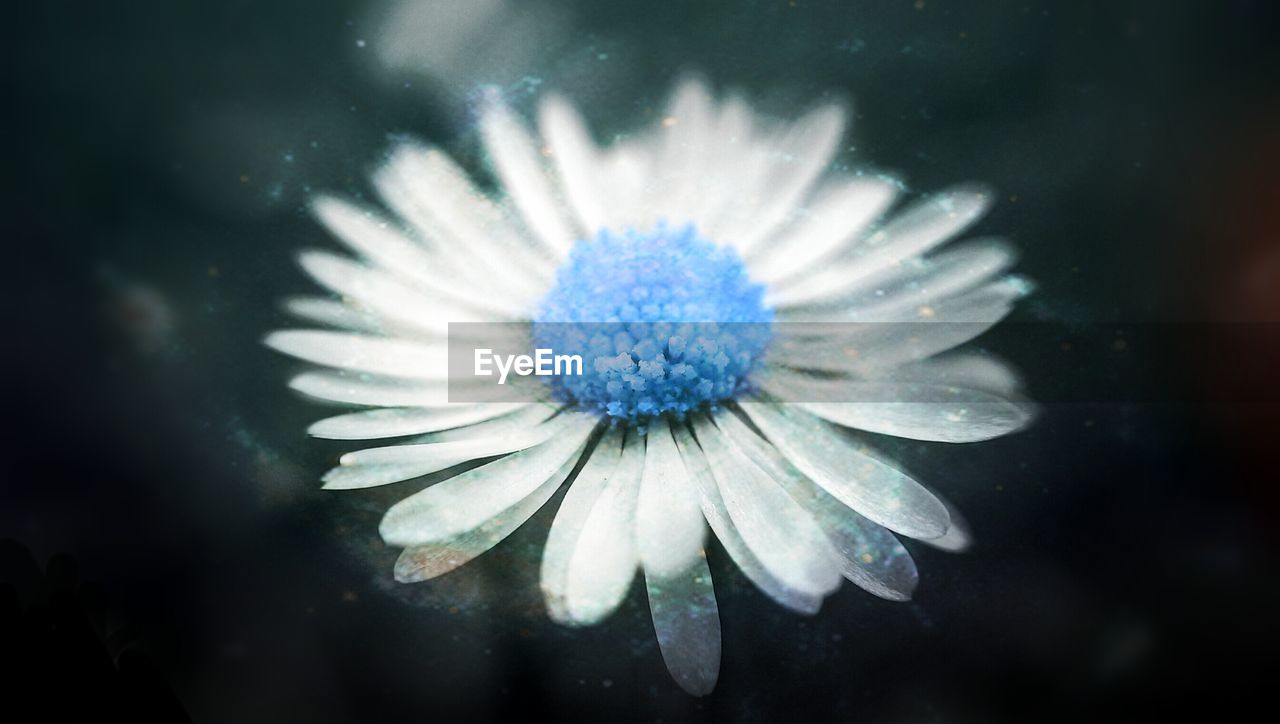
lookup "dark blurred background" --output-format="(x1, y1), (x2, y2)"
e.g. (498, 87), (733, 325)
(4, 0), (1279, 721)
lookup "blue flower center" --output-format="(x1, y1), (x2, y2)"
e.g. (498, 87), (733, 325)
(532, 224), (773, 422)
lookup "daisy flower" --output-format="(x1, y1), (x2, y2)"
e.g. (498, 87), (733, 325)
(266, 78), (1034, 695)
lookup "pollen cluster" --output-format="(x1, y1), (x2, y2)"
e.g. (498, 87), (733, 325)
(533, 224), (773, 421)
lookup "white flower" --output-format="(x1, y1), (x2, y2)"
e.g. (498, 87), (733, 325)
(266, 78), (1034, 695)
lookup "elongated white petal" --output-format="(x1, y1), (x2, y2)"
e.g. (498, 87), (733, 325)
(404, 403), (559, 443)
(596, 137), (660, 232)
(539, 93), (607, 232)
(283, 297), (384, 333)
(478, 90), (579, 257)
(563, 433), (644, 624)
(290, 370), (538, 410)
(372, 143), (553, 299)
(687, 95), (755, 232)
(298, 251), (495, 335)
(739, 403), (949, 540)
(307, 403), (530, 440)
(670, 422), (823, 614)
(324, 409), (570, 489)
(339, 419), (560, 467)
(940, 276), (1033, 319)
(767, 281), (1029, 374)
(888, 353), (1023, 397)
(541, 428), (625, 622)
(921, 493), (973, 552)
(700, 118), (796, 249)
(379, 413), (597, 546)
(728, 104), (848, 256)
(394, 452), (580, 582)
(714, 409), (918, 600)
(311, 196), (524, 317)
(797, 399), (1030, 443)
(760, 370), (1034, 443)
(650, 77), (715, 226)
(834, 240), (1015, 320)
(310, 195), (439, 278)
(747, 176), (897, 285)
(264, 330), (448, 381)
(636, 417), (707, 577)
(288, 371), (453, 407)
(766, 324), (988, 375)
(691, 415), (842, 598)
(647, 556), (720, 696)
(320, 462), (448, 491)
(768, 185), (993, 308)
(841, 183), (993, 270)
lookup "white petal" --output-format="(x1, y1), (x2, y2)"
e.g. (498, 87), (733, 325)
(320, 460), (457, 490)
(297, 251), (497, 335)
(776, 238), (1016, 321)
(307, 403), (531, 440)
(379, 412), (597, 546)
(404, 402), (560, 443)
(767, 185), (993, 308)
(649, 77), (716, 226)
(890, 353), (1023, 397)
(726, 103), (848, 256)
(264, 330), (448, 381)
(310, 196), (523, 317)
(760, 369), (1034, 443)
(831, 240), (1016, 320)
(371, 143), (553, 300)
(323, 408), (567, 490)
(938, 276), (1034, 320)
(394, 451), (580, 582)
(670, 422), (824, 614)
(797, 399), (1031, 443)
(311, 195), (436, 276)
(686, 95), (756, 232)
(636, 416), (707, 578)
(478, 89), (579, 257)
(338, 416), (562, 466)
(541, 428), (624, 622)
(539, 93), (607, 233)
(690, 415), (842, 599)
(739, 403), (950, 540)
(283, 297), (384, 333)
(766, 282), (1029, 374)
(289, 371), (534, 410)
(646, 556), (720, 696)
(747, 176), (898, 285)
(921, 494), (973, 552)
(288, 371), (453, 407)
(713, 409), (918, 601)
(563, 432), (644, 624)
(596, 137), (660, 231)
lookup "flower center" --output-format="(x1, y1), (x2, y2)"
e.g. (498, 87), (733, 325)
(533, 224), (773, 422)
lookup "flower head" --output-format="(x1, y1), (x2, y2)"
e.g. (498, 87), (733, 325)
(266, 78), (1034, 695)
(534, 223), (772, 421)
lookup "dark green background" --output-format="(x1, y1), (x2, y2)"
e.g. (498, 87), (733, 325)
(5, 1), (1278, 721)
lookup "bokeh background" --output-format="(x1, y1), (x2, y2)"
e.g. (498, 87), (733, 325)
(5, 0), (1279, 721)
